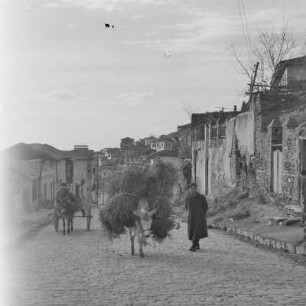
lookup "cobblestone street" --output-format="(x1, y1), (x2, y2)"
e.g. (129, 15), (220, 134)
(4, 207), (306, 306)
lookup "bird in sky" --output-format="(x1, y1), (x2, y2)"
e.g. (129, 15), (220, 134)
(164, 50), (174, 59)
(105, 23), (115, 29)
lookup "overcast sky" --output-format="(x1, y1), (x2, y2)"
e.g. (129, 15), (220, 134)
(0, 0), (305, 151)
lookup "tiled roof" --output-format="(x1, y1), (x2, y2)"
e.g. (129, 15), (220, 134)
(121, 137), (134, 142)
(178, 123), (190, 129)
(158, 131), (179, 141)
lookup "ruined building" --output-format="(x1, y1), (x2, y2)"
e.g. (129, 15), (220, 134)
(191, 56), (306, 213)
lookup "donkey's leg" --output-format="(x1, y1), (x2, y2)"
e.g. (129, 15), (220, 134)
(139, 244), (144, 257)
(68, 216), (73, 234)
(63, 216), (66, 235)
(138, 235), (145, 258)
(67, 217), (70, 234)
(71, 216), (73, 232)
(129, 229), (135, 256)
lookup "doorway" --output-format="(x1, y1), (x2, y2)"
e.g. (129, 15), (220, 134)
(300, 136), (306, 218)
(272, 147), (282, 194)
(205, 159), (209, 195)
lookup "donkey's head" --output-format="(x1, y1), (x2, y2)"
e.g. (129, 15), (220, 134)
(134, 199), (157, 238)
(134, 208), (157, 237)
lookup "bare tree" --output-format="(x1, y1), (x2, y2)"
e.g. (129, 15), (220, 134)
(230, 24), (304, 84)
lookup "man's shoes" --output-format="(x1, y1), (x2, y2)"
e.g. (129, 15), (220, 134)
(189, 246), (196, 252)
(196, 242), (200, 250)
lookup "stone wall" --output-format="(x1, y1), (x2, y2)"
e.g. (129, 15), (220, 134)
(253, 92), (306, 203)
(193, 140), (206, 194)
(282, 124), (299, 200)
(254, 94), (271, 196)
(209, 139), (228, 193)
(192, 110), (255, 196)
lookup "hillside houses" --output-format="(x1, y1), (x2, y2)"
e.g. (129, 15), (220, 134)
(105, 129), (190, 168)
(144, 136), (157, 149)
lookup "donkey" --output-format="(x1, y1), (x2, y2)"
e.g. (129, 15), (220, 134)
(56, 187), (78, 235)
(127, 197), (156, 257)
(61, 199), (77, 235)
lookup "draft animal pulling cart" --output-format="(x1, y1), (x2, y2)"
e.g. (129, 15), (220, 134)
(54, 184), (94, 233)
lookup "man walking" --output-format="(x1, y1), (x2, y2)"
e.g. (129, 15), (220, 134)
(185, 183), (208, 251)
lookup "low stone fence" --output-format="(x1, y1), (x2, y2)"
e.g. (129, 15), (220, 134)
(209, 222), (306, 255)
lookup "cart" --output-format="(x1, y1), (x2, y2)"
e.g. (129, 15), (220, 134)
(54, 186), (94, 232)
(53, 200), (93, 232)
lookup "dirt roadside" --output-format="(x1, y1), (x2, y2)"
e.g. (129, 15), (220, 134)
(173, 187), (305, 254)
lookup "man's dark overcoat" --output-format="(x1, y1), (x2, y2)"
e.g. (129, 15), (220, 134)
(185, 192), (208, 241)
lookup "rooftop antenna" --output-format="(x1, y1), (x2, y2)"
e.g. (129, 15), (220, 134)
(215, 107), (232, 112)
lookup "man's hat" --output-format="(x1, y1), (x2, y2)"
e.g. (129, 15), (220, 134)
(187, 183), (197, 189)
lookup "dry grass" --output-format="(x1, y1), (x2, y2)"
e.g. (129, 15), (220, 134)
(99, 162), (177, 242)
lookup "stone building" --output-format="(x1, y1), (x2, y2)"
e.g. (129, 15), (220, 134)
(191, 56), (306, 215)
(271, 56), (306, 91)
(120, 137), (135, 154)
(147, 149), (180, 169)
(191, 110), (239, 195)
(155, 137), (173, 152)
(251, 56), (306, 212)
(177, 123), (192, 161)
(144, 136), (157, 148)
(252, 91), (306, 207)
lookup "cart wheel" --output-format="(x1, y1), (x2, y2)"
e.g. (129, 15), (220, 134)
(87, 206), (91, 231)
(54, 214), (59, 232)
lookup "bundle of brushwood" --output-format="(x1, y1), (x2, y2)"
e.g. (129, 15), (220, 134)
(99, 162), (178, 242)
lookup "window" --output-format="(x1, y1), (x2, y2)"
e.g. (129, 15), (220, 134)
(66, 160), (73, 183)
(32, 179), (38, 201)
(220, 124), (226, 138)
(187, 134), (191, 146)
(272, 127), (283, 145)
(196, 125), (205, 141)
(44, 183), (47, 201)
(301, 139), (306, 173)
(211, 125), (217, 139)
(50, 182), (53, 199)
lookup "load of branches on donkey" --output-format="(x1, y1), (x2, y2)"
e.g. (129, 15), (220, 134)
(99, 162), (180, 257)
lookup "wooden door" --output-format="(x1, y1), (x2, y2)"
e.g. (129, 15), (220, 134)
(22, 185), (31, 212)
(205, 159), (208, 195)
(300, 139), (306, 218)
(273, 149), (282, 194)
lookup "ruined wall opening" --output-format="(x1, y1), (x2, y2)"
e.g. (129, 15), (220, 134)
(299, 128), (306, 220)
(271, 126), (283, 194)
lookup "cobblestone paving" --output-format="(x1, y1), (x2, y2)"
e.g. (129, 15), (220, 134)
(4, 208), (306, 306)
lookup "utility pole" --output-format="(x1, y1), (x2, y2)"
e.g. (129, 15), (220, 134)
(102, 169), (105, 206)
(95, 153), (99, 206)
(249, 62), (259, 102)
